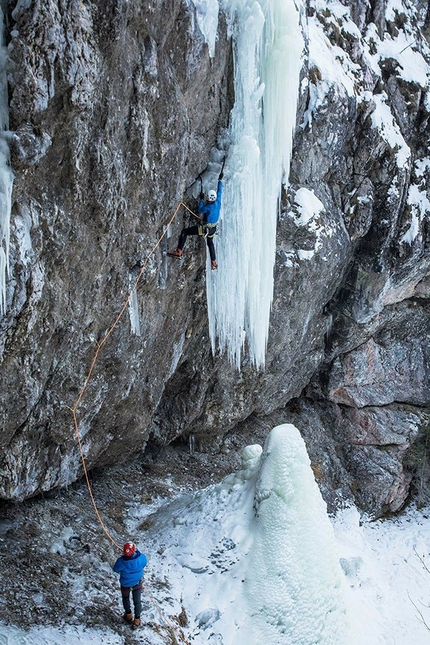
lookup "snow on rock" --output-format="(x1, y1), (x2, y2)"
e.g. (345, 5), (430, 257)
(291, 187), (329, 259)
(137, 424), (348, 644)
(305, 0), (428, 169)
(367, 92), (411, 167)
(367, 2), (430, 88)
(414, 157), (430, 177)
(307, 9), (360, 98)
(401, 183), (430, 245)
(302, 0), (363, 132)
(294, 187), (325, 227)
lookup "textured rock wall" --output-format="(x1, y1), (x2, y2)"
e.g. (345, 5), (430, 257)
(1, 0), (233, 497)
(282, 0), (430, 516)
(1, 0), (430, 517)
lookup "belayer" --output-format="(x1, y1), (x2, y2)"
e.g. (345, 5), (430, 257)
(168, 167), (224, 270)
(113, 541), (147, 630)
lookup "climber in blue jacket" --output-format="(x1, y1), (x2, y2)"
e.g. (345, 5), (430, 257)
(168, 171), (223, 270)
(113, 541), (147, 630)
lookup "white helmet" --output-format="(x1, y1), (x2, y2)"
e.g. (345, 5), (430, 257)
(207, 189), (217, 202)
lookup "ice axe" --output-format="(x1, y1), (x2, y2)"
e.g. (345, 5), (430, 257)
(219, 156), (226, 180)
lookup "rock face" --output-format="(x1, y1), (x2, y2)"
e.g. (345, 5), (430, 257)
(1, 0), (233, 497)
(1, 0), (430, 518)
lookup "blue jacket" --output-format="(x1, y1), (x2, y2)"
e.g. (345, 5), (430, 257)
(113, 550), (147, 588)
(198, 180), (222, 225)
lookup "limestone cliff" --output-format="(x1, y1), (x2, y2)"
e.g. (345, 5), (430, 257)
(1, 0), (429, 518)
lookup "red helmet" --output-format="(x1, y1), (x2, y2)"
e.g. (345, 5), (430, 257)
(123, 542), (136, 557)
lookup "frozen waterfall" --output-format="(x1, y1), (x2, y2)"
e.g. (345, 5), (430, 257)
(0, 6), (13, 317)
(202, 0), (304, 368)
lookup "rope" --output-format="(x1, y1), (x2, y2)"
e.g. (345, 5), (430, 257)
(71, 406), (122, 550)
(73, 200), (184, 412)
(70, 199), (193, 644)
(182, 201), (202, 220)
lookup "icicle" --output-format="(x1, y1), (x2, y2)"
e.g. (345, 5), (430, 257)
(207, 0), (304, 369)
(189, 434), (195, 455)
(128, 278), (141, 336)
(0, 6), (14, 318)
(190, 0), (220, 58)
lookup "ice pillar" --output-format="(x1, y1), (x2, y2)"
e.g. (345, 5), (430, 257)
(243, 424), (348, 643)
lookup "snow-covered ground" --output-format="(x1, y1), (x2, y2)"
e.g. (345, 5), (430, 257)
(333, 505), (430, 645)
(1, 425), (429, 645)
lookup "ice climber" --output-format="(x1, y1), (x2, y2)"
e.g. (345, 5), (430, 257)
(113, 541), (147, 630)
(168, 169), (223, 270)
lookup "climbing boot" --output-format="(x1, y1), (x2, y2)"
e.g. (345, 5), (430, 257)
(131, 618), (141, 630)
(211, 260), (218, 270)
(123, 612), (133, 624)
(168, 248), (183, 259)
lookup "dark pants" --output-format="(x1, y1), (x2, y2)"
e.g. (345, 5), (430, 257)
(121, 582), (142, 618)
(178, 225), (217, 262)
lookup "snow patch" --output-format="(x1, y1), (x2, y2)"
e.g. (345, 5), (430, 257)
(414, 157), (430, 177)
(297, 249), (315, 261)
(367, 92), (411, 167)
(308, 15), (359, 97)
(291, 187), (330, 259)
(0, 625), (124, 644)
(294, 187), (325, 227)
(401, 183), (430, 244)
(333, 504), (430, 644)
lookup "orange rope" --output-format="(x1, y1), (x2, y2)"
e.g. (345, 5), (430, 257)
(182, 202), (202, 220)
(71, 407), (122, 549)
(71, 200), (196, 643)
(73, 201), (184, 411)
(71, 201), (184, 546)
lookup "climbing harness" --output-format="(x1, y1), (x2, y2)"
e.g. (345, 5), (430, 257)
(70, 199), (193, 645)
(197, 221), (217, 239)
(206, 223), (217, 239)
